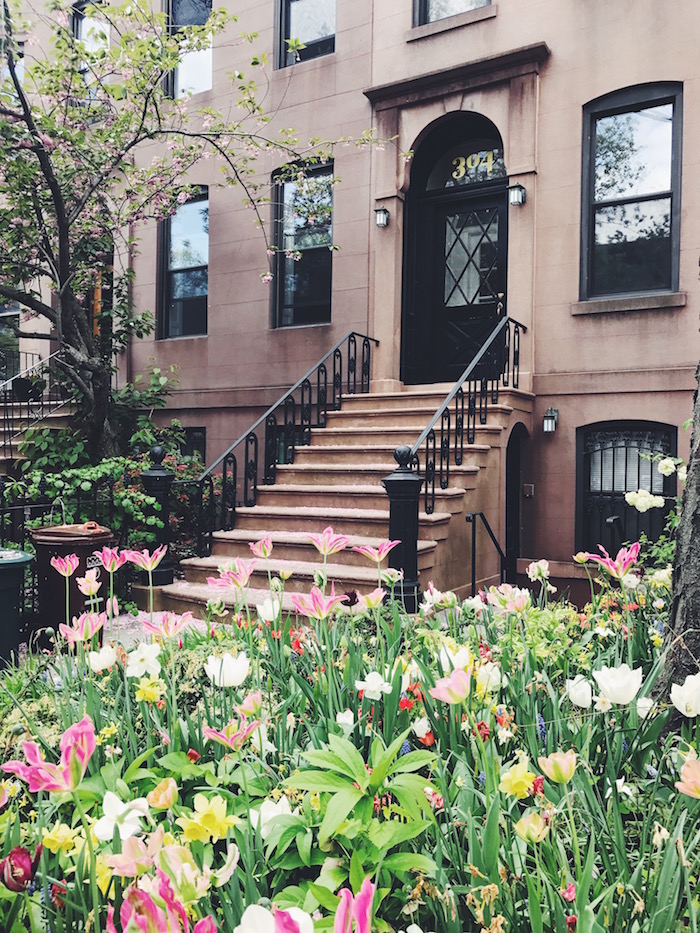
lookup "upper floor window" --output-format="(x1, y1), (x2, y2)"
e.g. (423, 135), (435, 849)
(581, 83), (682, 299)
(160, 191), (208, 338)
(416, 0), (490, 26)
(280, 0), (335, 68)
(168, 0), (212, 97)
(273, 165), (333, 327)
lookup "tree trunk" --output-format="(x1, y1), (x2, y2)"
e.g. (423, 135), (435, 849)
(665, 361), (700, 687)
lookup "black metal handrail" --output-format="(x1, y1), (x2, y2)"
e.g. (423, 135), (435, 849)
(405, 316), (527, 513)
(465, 511), (506, 596)
(0, 349), (69, 460)
(191, 331), (378, 540)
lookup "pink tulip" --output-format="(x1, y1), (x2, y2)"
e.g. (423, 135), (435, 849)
(429, 668), (471, 704)
(3, 715), (96, 793)
(334, 876), (375, 933)
(50, 553), (79, 577)
(156, 869), (190, 932)
(107, 887), (169, 933)
(123, 545), (168, 572)
(357, 587), (386, 611)
(276, 911), (304, 933)
(307, 526), (350, 557)
(193, 919), (218, 933)
(576, 542), (641, 581)
(675, 759), (700, 799)
(142, 611), (193, 640)
(203, 718), (260, 752)
(250, 535), (273, 559)
(76, 568), (102, 596)
(104, 830), (161, 877)
(0, 784), (8, 810)
(59, 611), (106, 645)
(236, 690), (263, 718)
(352, 539), (400, 564)
(207, 557), (257, 590)
(93, 546), (128, 573)
(291, 585), (348, 620)
(0, 844), (41, 892)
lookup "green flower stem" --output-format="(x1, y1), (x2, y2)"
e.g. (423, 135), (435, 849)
(73, 791), (101, 933)
(147, 567), (154, 626)
(564, 784), (582, 879)
(65, 575), (70, 630)
(462, 701), (492, 800)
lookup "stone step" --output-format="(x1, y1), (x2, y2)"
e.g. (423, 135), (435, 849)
(180, 554), (401, 594)
(291, 442), (493, 468)
(254, 482), (467, 513)
(231, 504), (452, 540)
(325, 402), (514, 430)
(160, 582), (300, 617)
(208, 528), (438, 567)
(273, 461), (479, 487)
(309, 423), (504, 448)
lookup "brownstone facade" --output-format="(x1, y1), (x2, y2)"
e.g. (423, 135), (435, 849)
(128, 0), (700, 588)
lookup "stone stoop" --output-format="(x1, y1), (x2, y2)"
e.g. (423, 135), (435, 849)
(0, 403), (74, 475)
(160, 386), (533, 614)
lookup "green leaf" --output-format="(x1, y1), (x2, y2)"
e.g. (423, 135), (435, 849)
(328, 734), (371, 790)
(301, 749), (363, 783)
(318, 786), (364, 845)
(526, 874), (543, 933)
(383, 853), (437, 876)
(369, 727), (411, 791)
(284, 771), (355, 793)
(482, 796), (500, 880)
(123, 747), (157, 784)
(308, 882), (341, 911)
(389, 750), (436, 775)
(296, 830), (312, 867)
(349, 849), (365, 893)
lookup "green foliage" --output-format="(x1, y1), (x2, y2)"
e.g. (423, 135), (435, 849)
(18, 424), (90, 472)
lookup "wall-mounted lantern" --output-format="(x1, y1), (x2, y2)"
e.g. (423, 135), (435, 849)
(374, 206), (390, 228)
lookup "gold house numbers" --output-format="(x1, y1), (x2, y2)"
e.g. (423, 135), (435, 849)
(452, 149), (498, 181)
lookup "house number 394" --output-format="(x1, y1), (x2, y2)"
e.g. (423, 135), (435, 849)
(452, 150), (495, 179)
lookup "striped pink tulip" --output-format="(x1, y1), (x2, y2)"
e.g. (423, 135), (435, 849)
(291, 585), (347, 620)
(203, 718), (260, 751)
(307, 526), (350, 557)
(352, 540), (400, 564)
(3, 715), (96, 793)
(93, 546), (128, 573)
(50, 553), (79, 577)
(59, 611), (106, 644)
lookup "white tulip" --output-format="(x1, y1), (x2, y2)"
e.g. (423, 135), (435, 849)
(592, 663), (643, 705)
(256, 598), (281, 624)
(204, 652), (250, 687)
(355, 671), (392, 700)
(670, 672), (700, 717)
(637, 696), (655, 719)
(234, 905), (314, 933)
(476, 661), (501, 694)
(412, 716), (431, 739)
(336, 709), (354, 734)
(565, 674), (593, 709)
(88, 644), (117, 673)
(250, 795), (292, 840)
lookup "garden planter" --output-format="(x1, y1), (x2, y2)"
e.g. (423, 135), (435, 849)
(30, 522), (113, 634)
(0, 548), (33, 665)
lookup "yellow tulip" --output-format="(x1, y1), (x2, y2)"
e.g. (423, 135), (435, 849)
(538, 750), (577, 784)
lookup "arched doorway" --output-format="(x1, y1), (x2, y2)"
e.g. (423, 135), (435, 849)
(402, 112), (509, 385)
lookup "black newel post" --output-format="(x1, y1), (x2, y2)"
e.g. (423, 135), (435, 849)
(141, 446), (175, 586)
(382, 445), (423, 613)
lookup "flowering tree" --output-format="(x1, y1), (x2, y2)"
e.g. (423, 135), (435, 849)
(0, 0), (352, 460)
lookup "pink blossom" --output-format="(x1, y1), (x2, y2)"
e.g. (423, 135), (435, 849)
(76, 568), (101, 597)
(207, 558), (257, 590)
(307, 526), (350, 557)
(352, 540), (400, 564)
(0, 844), (42, 892)
(575, 542), (641, 581)
(429, 668), (471, 704)
(291, 585), (348, 620)
(334, 876), (375, 933)
(50, 553), (80, 577)
(561, 882), (576, 902)
(3, 715), (96, 793)
(142, 611), (193, 640)
(250, 535), (273, 559)
(203, 717), (260, 751)
(123, 545), (168, 572)
(59, 611), (106, 644)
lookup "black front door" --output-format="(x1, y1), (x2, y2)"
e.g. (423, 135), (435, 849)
(403, 186), (508, 384)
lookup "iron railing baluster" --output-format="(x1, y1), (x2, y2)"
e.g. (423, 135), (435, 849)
(424, 429), (436, 514)
(263, 414), (278, 484)
(439, 408), (450, 490)
(317, 364), (328, 427)
(301, 378), (312, 445)
(454, 388), (464, 465)
(243, 433), (258, 507)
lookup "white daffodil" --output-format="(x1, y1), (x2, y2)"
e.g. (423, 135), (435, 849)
(336, 709), (354, 735)
(94, 791), (149, 841)
(204, 652), (250, 688)
(355, 670), (392, 700)
(125, 642), (161, 678)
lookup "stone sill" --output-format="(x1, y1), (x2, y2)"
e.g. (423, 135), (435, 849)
(406, 3), (497, 42)
(571, 292), (687, 316)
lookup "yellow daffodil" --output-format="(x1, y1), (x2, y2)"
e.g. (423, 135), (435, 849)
(499, 756), (537, 799)
(42, 822), (78, 855)
(94, 853), (114, 897)
(135, 677), (167, 703)
(175, 793), (239, 843)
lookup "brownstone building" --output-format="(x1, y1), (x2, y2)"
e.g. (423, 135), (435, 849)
(127, 0), (700, 604)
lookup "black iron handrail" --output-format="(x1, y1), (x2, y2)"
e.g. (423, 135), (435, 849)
(405, 316), (527, 513)
(0, 349), (69, 460)
(465, 511), (506, 596)
(190, 331), (378, 541)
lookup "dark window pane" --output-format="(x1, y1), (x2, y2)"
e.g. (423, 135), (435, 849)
(423, 0), (489, 23)
(170, 267), (207, 300)
(594, 105), (672, 201)
(282, 174), (333, 249)
(169, 200), (209, 270)
(167, 296), (207, 337)
(427, 139), (506, 190)
(181, 427), (206, 461)
(172, 0), (211, 28)
(592, 198), (671, 295)
(288, 0), (335, 46)
(279, 247), (331, 326)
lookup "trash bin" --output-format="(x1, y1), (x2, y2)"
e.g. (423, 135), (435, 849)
(30, 522), (114, 633)
(0, 549), (33, 666)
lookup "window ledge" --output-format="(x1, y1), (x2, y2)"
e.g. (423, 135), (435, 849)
(406, 3), (497, 42)
(571, 292), (686, 316)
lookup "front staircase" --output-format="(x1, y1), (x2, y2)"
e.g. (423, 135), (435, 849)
(159, 384), (533, 615)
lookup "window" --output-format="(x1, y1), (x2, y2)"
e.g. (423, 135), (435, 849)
(0, 302), (20, 382)
(168, 0), (212, 97)
(181, 427), (206, 462)
(160, 191), (208, 338)
(280, 0), (335, 68)
(581, 84), (682, 299)
(416, 0), (490, 26)
(273, 166), (333, 327)
(576, 421), (677, 554)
